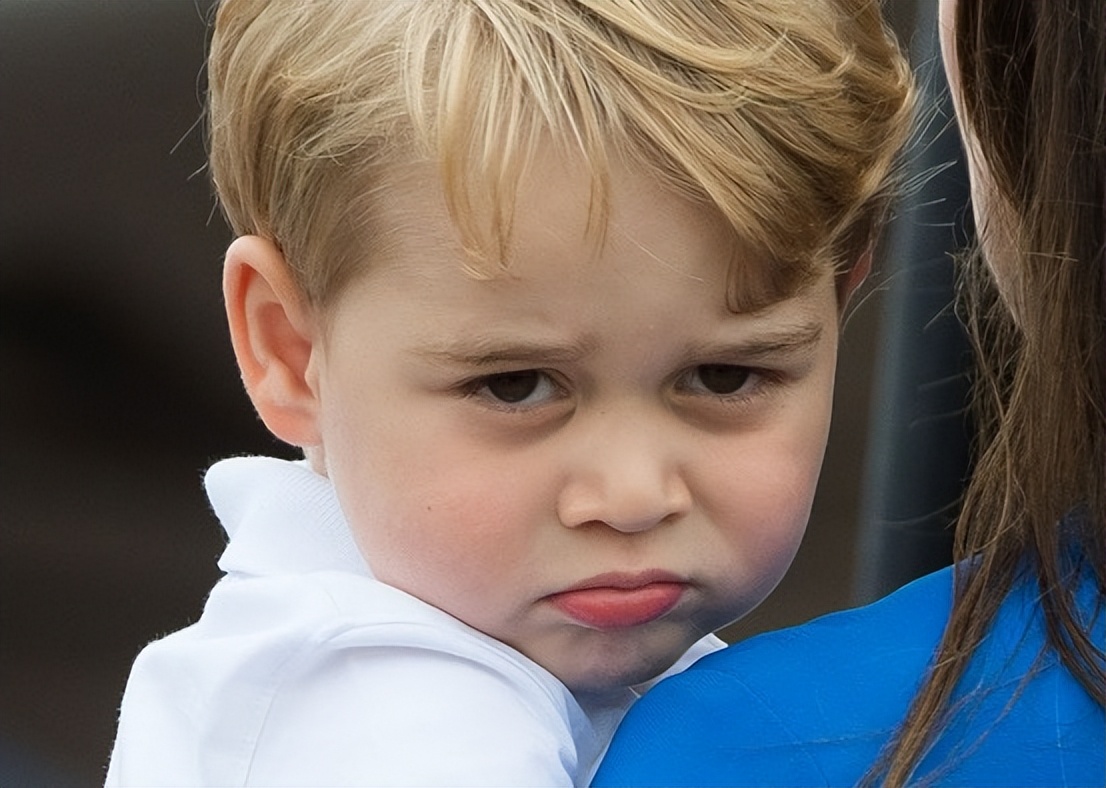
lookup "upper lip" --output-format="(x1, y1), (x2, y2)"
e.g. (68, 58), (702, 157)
(554, 570), (686, 594)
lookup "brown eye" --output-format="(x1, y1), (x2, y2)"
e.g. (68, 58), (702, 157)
(695, 364), (750, 395)
(483, 371), (542, 403)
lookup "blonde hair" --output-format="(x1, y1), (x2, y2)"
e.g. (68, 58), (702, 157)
(207, 0), (914, 311)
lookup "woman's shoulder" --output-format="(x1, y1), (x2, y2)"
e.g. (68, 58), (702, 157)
(595, 562), (1105, 788)
(710, 564), (953, 678)
(670, 564), (955, 717)
(592, 567), (955, 787)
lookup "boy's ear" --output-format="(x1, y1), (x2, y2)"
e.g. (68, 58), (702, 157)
(223, 235), (322, 448)
(835, 246), (872, 312)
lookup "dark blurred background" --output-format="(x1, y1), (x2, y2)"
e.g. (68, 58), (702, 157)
(1, 1), (970, 784)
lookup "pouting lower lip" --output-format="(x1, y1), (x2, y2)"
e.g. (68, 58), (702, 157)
(547, 581), (685, 629)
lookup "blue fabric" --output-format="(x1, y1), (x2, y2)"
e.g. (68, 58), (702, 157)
(593, 563), (1104, 787)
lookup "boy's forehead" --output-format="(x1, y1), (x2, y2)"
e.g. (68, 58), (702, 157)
(360, 153), (809, 313)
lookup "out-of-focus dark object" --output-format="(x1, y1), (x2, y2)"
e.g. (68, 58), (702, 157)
(0, 1), (288, 783)
(853, 1), (974, 604)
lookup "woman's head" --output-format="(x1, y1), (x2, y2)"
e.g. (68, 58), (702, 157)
(938, 0), (1105, 332)
(937, 0), (1104, 557)
(873, 4), (1105, 784)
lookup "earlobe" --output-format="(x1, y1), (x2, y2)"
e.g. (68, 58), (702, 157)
(836, 247), (873, 312)
(223, 235), (323, 448)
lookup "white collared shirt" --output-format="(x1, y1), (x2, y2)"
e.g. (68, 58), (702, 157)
(105, 456), (722, 787)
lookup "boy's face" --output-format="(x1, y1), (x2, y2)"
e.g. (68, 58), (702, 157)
(309, 154), (842, 693)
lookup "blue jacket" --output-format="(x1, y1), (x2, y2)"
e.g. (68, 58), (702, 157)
(594, 561), (1104, 787)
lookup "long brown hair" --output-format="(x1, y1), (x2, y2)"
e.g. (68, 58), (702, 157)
(868, 0), (1106, 783)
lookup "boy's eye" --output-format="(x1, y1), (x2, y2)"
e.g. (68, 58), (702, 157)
(477, 370), (558, 405)
(688, 364), (752, 395)
(484, 371), (540, 402)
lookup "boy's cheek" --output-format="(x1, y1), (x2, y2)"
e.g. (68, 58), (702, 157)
(702, 424), (828, 560)
(342, 462), (552, 586)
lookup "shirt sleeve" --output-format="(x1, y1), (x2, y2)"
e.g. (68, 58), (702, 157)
(245, 644), (579, 787)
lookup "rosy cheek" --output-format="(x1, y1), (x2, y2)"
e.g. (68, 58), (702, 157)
(704, 442), (819, 548)
(380, 472), (540, 570)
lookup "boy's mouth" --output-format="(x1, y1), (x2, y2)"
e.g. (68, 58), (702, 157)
(546, 572), (685, 629)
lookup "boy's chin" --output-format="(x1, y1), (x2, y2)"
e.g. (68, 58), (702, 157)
(544, 640), (688, 696)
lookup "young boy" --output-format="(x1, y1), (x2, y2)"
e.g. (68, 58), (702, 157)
(106, 0), (914, 785)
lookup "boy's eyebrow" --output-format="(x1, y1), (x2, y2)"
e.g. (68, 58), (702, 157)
(413, 321), (824, 367)
(686, 321), (825, 360)
(412, 336), (600, 367)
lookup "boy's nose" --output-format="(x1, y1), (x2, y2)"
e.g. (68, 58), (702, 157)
(555, 423), (692, 533)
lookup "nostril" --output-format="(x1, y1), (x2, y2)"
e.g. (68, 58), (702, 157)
(556, 482), (690, 533)
(555, 435), (691, 531)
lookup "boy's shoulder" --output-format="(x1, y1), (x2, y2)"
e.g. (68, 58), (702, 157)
(111, 563), (586, 786)
(110, 455), (591, 786)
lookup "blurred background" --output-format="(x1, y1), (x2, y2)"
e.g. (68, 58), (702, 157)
(1, 1), (971, 784)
